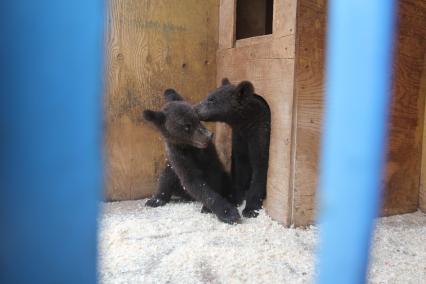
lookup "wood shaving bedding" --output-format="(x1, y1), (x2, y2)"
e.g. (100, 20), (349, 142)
(99, 200), (426, 284)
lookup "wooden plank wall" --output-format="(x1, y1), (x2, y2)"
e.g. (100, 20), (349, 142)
(104, 0), (219, 200)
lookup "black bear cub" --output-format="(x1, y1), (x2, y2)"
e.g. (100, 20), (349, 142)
(143, 89), (241, 224)
(194, 78), (271, 218)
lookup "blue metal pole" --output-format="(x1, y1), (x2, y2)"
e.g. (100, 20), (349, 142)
(317, 1), (396, 284)
(0, 1), (104, 284)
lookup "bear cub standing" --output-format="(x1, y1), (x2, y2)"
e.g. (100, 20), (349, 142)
(143, 89), (241, 224)
(194, 79), (271, 218)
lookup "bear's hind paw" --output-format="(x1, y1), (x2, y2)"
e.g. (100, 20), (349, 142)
(145, 197), (167, 207)
(217, 206), (241, 224)
(201, 206), (213, 214)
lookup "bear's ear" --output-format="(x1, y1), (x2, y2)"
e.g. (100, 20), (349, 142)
(143, 110), (166, 125)
(164, 89), (184, 102)
(235, 81), (254, 97)
(221, 78), (231, 86)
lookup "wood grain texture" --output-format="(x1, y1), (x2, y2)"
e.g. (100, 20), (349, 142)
(216, 0), (297, 225)
(104, 0), (219, 200)
(382, 0), (426, 215)
(291, 0), (326, 226)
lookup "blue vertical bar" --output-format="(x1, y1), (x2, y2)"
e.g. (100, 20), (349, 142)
(317, 1), (396, 284)
(0, 1), (104, 284)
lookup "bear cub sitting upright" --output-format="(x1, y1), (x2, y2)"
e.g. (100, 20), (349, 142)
(143, 89), (241, 224)
(194, 79), (271, 218)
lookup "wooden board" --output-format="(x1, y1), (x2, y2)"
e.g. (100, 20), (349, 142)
(273, 0), (298, 38)
(291, 0), (326, 226)
(218, 0), (236, 49)
(216, 0), (298, 226)
(417, 44), (426, 213)
(104, 0), (219, 200)
(382, 0), (426, 215)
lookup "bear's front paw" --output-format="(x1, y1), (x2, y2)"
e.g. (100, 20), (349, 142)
(227, 193), (244, 206)
(201, 206), (212, 214)
(145, 197), (167, 207)
(242, 208), (259, 218)
(217, 205), (241, 224)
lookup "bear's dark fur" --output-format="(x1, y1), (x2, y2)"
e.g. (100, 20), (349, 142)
(194, 78), (271, 218)
(143, 89), (241, 224)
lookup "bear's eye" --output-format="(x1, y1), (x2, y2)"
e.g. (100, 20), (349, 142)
(207, 97), (215, 103)
(184, 124), (191, 133)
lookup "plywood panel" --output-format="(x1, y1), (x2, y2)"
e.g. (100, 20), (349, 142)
(382, 0), (426, 215)
(105, 0), (219, 200)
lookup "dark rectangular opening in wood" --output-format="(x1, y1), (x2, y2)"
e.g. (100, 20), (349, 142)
(236, 0), (273, 40)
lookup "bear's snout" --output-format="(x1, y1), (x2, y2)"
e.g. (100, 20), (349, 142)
(192, 127), (212, 149)
(193, 104), (206, 119)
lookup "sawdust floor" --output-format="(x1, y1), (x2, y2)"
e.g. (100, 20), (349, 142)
(99, 200), (426, 284)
